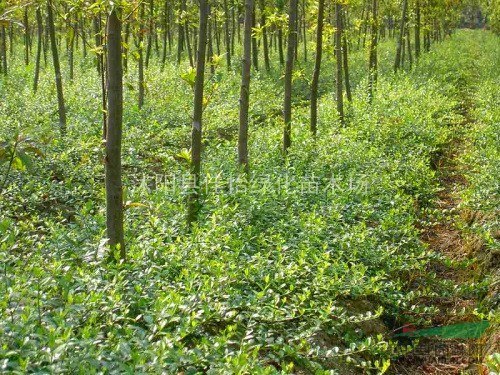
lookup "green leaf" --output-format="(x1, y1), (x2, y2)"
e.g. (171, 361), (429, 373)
(12, 156), (25, 171)
(180, 67), (196, 89)
(16, 150), (33, 170)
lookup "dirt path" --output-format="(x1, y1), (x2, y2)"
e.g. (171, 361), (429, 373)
(391, 68), (491, 374)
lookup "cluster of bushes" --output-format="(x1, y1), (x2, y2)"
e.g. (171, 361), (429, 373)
(0, 31), (497, 373)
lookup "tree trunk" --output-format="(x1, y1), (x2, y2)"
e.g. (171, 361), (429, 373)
(361, 6), (369, 49)
(335, 1), (344, 126)
(8, 24), (13, 57)
(81, 17), (87, 58)
(278, 28), (284, 65)
(357, 1), (366, 50)
(283, 0), (298, 152)
(231, 4), (236, 55)
(214, 12), (221, 55)
(68, 17), (75, 81)
(260, 0), (270, 71)
(251, 7), (259, 70)
(302, 0), (307, 62)
(177, 0), (186, 64)
(162, 0), (169, 65)
(342, 11), (352, 103)
(123, 21), (130, 72)
(415, 0), (421, 59)
(223, 0), (231, 69)
(105, 9), (125, 260)
(33, 7), (43, 92)
(43, 21), (49, 67)
(145, 0), (154, 69)
(394, 0), (408, 72)
(187, 0), (209, 225)
(93, 13), (102, 75)
(96, 13), (107, 138)
(239, 0), (253, 171)
(24, 8), (30, 66)
(294, 1), (299, 61)
(207, 21), (215, 74)
(185, 24), (194, 67)
(310, 0), (324, 135)
(47, 0), (67, 133)
(1, 26), (8, 75)
(368, 0), (378, 102)
(406, 25), (412, 69)
(138, 3), (145, 109)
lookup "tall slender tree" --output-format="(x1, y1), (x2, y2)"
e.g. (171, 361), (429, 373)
(24, 8), (29, 66)
(239, 0), (254, 171)
(137, 2), (145, 109)
(283, 0), (298, 152)
(342, 11), (352, 103)
(33, 7), (43, 92)
(335, 1), (344, 125)
(187, 0), (209, 225)
(368, 0), (378, 102)
(0, 25), (6, 75)
(260, 0), (270, 71)
(105, 8), (125, 260)
(415, 0), (421, 59)
(251, 7), (259, 70)
(310, 0), (324, 135)
(145, 0), (154, 68)
(47, 0), (66, 133)
(223, 0), (232, 69)
(394, 0), (408, 72)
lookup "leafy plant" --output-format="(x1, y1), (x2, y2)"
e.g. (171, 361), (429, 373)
(0, 133), (43, 194)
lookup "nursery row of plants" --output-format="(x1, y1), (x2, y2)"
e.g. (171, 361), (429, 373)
(0, 0), (498, 372)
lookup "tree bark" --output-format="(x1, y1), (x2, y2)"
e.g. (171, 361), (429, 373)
(185, 24), (194, 67)
(80, 17), (87, 58)
(162, 0), (169, 65)
(214, 12), (221, 55)
(68, 16), (75, 81)
(251, 7), (259, 70)
(231, 4), (236, 55)
(177, 0), (186, 64)
(260, 0), (270, 71)
(394, 0), (408, 72)
(138, 3), (145, 109)
(278, 28), (284, 65)
(302, 0), (307, 62)
(145, 0), (154, 68)
(123, 21), (130, 72)
(342, 11), (351, 103)
(310, 0), (324, 135)
(406, 24), (412, 69)
(239, 0), (254, 171)
(207, 20), (215, 74)
(1, 26), (8, 75)
(415, 0), (421, 59)
(368, 0), (378, 102)
(33, 7), (43, 92)
(93, 12), (102, 75)
(47, 0), (67, 133)
(24, 8), (30, 66)
(187, 0), (209, 225)
(223, 0), (232, 69)
(105, 9), (125, 260)
(283, 0), (298, 152)
(335, 1), (344, 125)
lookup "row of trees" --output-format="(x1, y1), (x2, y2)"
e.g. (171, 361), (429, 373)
(0, 0), (475, 259)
